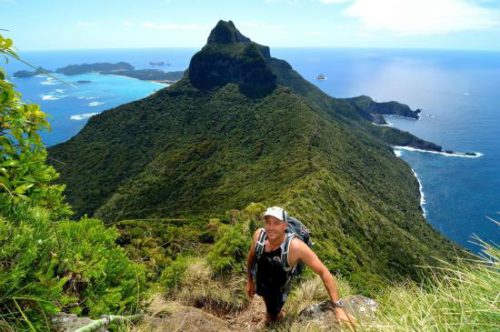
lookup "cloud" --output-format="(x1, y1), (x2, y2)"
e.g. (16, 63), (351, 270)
(344, 0), (500, 35)
(141, 22), (208, 31)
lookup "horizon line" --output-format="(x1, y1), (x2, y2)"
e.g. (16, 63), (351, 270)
(16, 45), (500, 53)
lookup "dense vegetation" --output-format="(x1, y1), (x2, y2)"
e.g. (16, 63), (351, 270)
(0, 34), (146, 331)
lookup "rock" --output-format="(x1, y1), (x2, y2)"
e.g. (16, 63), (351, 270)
(297, 295), (378, 330)
(188, 20), (276, 98)
(132, 295), (231, 332)
(51, 312), (107, 332)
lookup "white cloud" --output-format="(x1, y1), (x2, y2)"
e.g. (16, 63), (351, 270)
(70, 112), (98, 121)
(344, 0), (500, 35)
(141, 22), (208, 31)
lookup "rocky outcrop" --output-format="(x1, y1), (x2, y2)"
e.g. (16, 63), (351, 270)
(347, 95), (421, 124)
(297, 296), (378, 331)
(188, 20), (276, 97)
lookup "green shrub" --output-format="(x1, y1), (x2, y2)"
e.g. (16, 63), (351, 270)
(0, 205), (146, 330)
(0, 36), (146, 330)
(0, 34), (71, 219)
(207, 222), (250, 274)
(159, 255), (191, 293)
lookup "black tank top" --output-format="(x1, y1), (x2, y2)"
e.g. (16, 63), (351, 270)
(255, 245), (290, 295)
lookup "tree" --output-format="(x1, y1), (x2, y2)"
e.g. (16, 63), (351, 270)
(0, 33), (71, 217)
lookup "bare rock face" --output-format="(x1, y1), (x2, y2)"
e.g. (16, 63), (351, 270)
(188, 20), (277, 98)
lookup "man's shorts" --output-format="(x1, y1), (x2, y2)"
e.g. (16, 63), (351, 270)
(261, 288), (288, 318)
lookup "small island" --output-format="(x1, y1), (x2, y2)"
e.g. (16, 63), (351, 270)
(14, 61), (185, 84)
(13, 66), (52, 78)
(55, 62), (134, 75)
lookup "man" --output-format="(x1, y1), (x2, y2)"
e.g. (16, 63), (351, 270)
(246, 206), (355, 326)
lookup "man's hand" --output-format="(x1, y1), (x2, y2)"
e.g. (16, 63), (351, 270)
(246, 278), (255, 299)
(334, 307), (357, 330)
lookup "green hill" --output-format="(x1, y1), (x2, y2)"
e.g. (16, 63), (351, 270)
(48, 20), (461, 290)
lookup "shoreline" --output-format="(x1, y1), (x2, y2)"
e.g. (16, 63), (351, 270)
(411, 168), (427, 218)
(393, 145), (483, 158)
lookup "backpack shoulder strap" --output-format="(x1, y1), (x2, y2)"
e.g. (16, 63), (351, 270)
(254, 228), (267, 261)
(280, 233), (295, 272)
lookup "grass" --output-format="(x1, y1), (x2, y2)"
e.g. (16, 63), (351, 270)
(161, 257), (248, 315)
(363, 238), (499, 331)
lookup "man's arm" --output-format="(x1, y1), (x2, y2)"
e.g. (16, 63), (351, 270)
(246, 228), (263, 298)
(292, 239), (340, 302)
(291, 239), (356, 327)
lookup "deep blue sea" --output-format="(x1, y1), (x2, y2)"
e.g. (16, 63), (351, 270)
(4, 47), (499, 253)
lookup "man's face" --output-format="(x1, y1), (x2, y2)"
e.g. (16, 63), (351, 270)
(264, 216), (287, 241)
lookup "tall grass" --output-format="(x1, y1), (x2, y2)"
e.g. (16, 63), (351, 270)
(364, 237), (499, 331)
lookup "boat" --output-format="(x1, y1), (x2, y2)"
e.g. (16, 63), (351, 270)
(149, 61), (170, 67)
(316, 74), (327, 80)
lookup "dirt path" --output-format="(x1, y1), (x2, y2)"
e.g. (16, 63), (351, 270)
(227, 296), (267, 331)
(133, 294), (269, 332)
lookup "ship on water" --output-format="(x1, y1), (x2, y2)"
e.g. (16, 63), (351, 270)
(317, 73), (327, 80)
(149, 60), (171, 67)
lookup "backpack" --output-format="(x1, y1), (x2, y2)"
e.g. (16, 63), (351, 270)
(254, 213), (312, 277)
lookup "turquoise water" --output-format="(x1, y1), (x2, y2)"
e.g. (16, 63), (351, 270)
(4, 48), (195, 146)
(4, 48), (499, 252)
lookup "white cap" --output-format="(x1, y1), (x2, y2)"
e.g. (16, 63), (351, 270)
(263, 206), (286, 221)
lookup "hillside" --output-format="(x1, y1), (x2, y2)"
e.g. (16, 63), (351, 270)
(48, 20), (461, 290)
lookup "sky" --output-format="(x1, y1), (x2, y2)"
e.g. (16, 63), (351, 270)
(1, 0), (500, 51)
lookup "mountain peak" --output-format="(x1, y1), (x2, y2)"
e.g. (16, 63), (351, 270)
(207, 20), (251, 44)
(187, 20), (276, 98)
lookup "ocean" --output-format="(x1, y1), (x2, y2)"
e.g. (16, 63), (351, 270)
(3, 47), (499, 253)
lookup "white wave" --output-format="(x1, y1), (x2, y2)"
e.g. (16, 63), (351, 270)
(40, 81), (58, 85)
(55, 89), (64, 94)
(392, 147), (427, 217)
(372, 122), (391, 127)
(411, 168), (427, 217)
(70, 112), (98, 121)
(88, 101), (104, 107)
(40, 77), (59, 85)
(41, 94), (60, 101)
(393, 146), (483, 158)
(77, 96), (97, 100)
